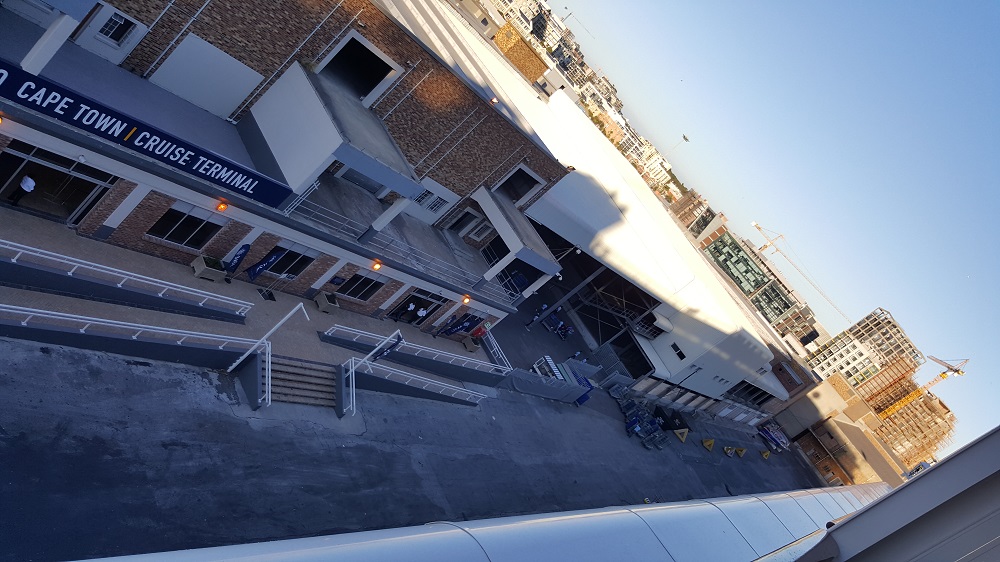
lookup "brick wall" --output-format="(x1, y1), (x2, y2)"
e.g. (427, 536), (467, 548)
(115, 0), (356, 115)
(75, 179), (137, 237)
(228, 231), (280, 282)
(200, 219), (252, 260)
(492, 22), (548, 82)
(110, 0), (568, 198)
(319, 262), (403, 317)
(104, 191), (197, 264)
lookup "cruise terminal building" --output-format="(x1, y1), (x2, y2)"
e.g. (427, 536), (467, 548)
(0, 0), (802, 424)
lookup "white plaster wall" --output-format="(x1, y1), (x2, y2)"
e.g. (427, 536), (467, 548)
(150, 35), (262, 118)
(249, 63), (343, 193)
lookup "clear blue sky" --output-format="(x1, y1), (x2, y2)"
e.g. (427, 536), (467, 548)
(557, 1), (999, 457)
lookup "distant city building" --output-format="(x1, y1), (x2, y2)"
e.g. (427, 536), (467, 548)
(807, 308), (957, 466)
(807, 308), (923, 386)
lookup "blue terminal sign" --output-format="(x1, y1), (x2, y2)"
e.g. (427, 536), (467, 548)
(0, 58), (292, 208)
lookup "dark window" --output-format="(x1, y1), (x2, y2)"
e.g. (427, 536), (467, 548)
(98, 12), (136, 44)
(268, 250), (314, 278)
(337, 272), (387, 301)
(452, 312), (486, 333)
(671, 342), (686, 360)
(147, 205), (225, 250)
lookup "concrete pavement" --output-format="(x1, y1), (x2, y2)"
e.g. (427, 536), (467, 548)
(0, 209), (823, 561)
(1, 337), (821, 561)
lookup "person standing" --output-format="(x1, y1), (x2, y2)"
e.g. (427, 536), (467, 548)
(7, 175), (34, 206)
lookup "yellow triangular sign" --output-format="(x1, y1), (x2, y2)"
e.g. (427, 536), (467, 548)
(724, 446), (736, 457)
(735, 447), (747, 458)
(673, 428), (689, 443)
(702, 438), (715, 452)
(761, 450), (771, 460)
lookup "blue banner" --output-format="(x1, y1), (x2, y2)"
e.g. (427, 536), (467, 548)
(0, 58), (292, 208)
(244, 248), (287, 281)
(225, 244), (251, 273)
(371, 334), (403, 363)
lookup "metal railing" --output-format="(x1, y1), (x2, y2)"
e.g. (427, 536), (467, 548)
(479, 329), (512, 370)
(344, 355), (487, 404)
(325, 324), (511, 375)
(0, 303), (272, 403)
(0, 239), (255, 316)
(290, 201), (516, 304)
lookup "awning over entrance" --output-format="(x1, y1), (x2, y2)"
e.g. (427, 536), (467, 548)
(470, 187), (560, 275)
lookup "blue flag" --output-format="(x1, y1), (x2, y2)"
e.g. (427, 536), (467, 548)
(225, 244), (251, 273)
(244, 248), (287, 281)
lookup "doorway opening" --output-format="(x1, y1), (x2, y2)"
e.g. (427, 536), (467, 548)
(494, 167), (541, 203)
(0, 140), (116, 225)
(388, 289), (450, 326)
(323, 37), (394, 101)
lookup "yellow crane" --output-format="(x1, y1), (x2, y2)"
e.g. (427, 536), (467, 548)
(878, 356), (968, 419)
(750, 221), (851, 323)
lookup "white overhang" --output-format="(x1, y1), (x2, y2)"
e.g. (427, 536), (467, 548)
(470, 187), (560, 275)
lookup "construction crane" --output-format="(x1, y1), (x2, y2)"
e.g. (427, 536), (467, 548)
(750, 221), (851, 323)
(878, 357), (968, 419)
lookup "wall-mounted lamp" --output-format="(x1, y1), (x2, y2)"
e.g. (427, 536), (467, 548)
(372, 259), (382, 271)
(462, 294), (471, 304)
(77, 155), (87, 163)
(215, 202), (229, 212)
(490, 97), (499, 105)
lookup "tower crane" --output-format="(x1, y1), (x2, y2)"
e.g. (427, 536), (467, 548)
(750, 221), (851, 323)
(878, 357), (968, 419)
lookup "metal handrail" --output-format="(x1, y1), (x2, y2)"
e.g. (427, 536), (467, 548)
(480, 329), (512, 370)
(342, 357), (361, 416)
(0, 239), (254, 316)
(290, 201), (516, 303)
(347, 356), (487, 404)
(325, 324), (511, 375)
(0, 303), (274, 406)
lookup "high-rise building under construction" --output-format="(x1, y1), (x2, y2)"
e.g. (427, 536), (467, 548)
(807, 308), (956, 466)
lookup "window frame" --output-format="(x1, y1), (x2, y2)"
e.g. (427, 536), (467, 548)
(146, 202), (226, 250)
(266, 241), (319, 278)
(96, 10), (137, 46)
(336, 271), (389, 301)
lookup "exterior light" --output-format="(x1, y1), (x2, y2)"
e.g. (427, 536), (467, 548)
(490, 97), (499, 105)
(216, 202), (229, 212)
(462, 294), (471, 304)
(372, 259), (382, 271)
(0, 115), (4, 125)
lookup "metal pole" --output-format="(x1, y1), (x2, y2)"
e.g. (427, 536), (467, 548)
(528, 266), (605, 328)
(227, 302), (310, 372)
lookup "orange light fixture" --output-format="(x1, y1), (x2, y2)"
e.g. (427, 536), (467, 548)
(462, 294), (471, 304)
(372, 259), (382, 271)
(215, 202), (229, 212)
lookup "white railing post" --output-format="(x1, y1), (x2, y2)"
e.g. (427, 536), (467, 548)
(226, 302), (310, 373)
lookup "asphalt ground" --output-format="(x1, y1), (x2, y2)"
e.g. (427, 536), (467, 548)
(0, 337), (822, 561)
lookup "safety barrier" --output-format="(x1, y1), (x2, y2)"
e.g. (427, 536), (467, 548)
(0, 239), (254, 316)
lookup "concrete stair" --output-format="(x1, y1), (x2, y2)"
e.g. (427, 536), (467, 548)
(269, 356), (338, 408)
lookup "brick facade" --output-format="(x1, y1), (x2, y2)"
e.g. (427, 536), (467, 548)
(324, 262), (403, 317)
(75, 179), (137, 237)
(493, 22), (548, 82)
(200, 219), (252, 261)
(104, 191), (195, 264)
(111, 0), (568, 196)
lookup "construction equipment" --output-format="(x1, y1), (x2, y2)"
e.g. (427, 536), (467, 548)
(878, 357), (968, 419)
(750, 221), (851, 323)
